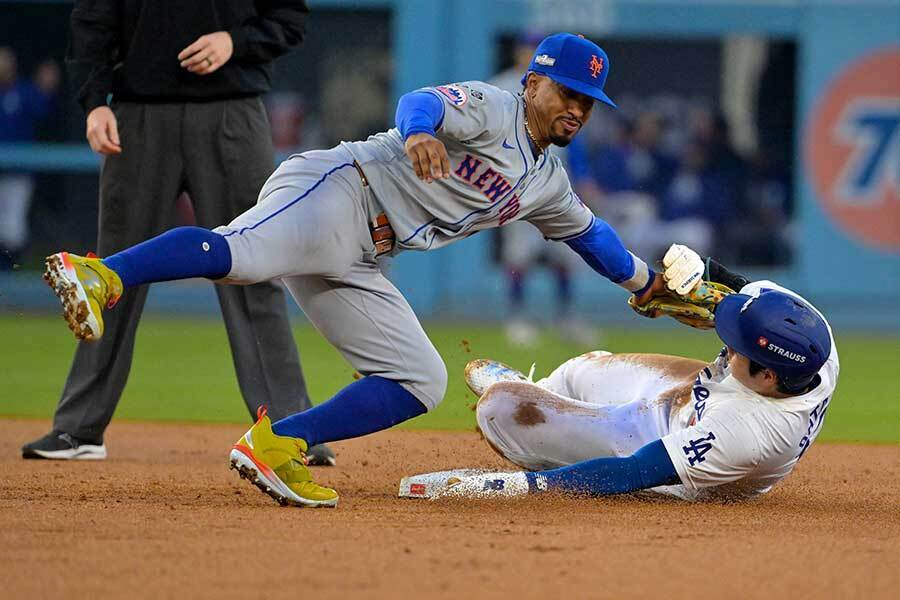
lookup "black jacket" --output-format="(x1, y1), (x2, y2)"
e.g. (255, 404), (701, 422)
(67, 0), (308, 113)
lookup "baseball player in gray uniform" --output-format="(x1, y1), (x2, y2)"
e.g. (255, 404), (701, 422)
(43, 33), (667, 507)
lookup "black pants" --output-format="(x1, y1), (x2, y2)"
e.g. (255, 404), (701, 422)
(53, 97), (312, 441)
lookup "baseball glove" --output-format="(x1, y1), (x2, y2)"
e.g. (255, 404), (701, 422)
(628, 280), (735, 329)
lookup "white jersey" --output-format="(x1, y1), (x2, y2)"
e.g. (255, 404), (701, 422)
(507, 280), (839, 501)
(660, 280), (839, 501)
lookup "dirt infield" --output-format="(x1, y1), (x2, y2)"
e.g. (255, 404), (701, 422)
(2, 419), (898, 599)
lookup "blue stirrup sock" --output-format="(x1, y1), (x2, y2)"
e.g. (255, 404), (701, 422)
(524, 439), (680, 496)
(102, 226), (232, 288)
(271, 376), (428, 446)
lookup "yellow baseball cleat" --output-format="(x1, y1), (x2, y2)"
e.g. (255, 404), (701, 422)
(230, 407), (339, 508)
(43, 252), (123, 341)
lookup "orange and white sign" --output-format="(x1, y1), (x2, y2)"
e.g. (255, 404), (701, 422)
(805, 48), (900, 251)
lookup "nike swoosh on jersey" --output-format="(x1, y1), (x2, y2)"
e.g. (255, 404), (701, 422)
(502, 139), (515, 149)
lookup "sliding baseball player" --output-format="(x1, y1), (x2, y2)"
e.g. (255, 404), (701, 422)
(435, 246), (838, 501)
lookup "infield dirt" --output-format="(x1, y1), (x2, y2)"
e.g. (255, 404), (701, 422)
(2, 419), (898, 599)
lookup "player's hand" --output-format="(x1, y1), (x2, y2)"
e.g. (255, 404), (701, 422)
(662, 244), (705, 295)
(405, 133), (451, 183)
(86, 106), (121, 155)
(178, 31), (233, 75)
(632, 272), (666, 306)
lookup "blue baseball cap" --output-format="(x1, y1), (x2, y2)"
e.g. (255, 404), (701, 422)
(714, 289), (831, 393)
(521, 33), (616, 108)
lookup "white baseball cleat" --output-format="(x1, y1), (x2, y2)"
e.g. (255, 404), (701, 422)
(464, 359), (533, 397)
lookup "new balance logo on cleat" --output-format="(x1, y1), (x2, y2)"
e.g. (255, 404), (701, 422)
(482, 479), (506, 491)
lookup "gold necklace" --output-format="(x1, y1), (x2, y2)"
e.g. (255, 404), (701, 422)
(523, 103), (543, 152)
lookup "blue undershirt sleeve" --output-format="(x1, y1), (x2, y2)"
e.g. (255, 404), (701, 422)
(565, 217), (655, 294)
(395, 91), (445, 140)
(525, 439), (681, 496)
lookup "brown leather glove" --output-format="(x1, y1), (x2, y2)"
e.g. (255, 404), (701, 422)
(628, 281), (734, 329)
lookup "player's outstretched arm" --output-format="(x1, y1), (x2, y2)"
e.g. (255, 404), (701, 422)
(435, 439), (680, 499)
(628, 244), (748, 329)
(564, 217), (659, 298)
(396, 91), (450, 183)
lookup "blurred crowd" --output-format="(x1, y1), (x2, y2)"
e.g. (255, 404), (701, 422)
(0, 47), (60, 270)
(489, 33), (794, 345)
(492, 34), (795, 278)
(568, 95), (793, 268)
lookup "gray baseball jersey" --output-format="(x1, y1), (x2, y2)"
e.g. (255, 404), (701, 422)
(215, 80), (649, 411)
(343, 81), (596, 250)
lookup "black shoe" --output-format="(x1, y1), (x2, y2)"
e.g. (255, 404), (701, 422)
(22, 430), (107, 460)
(306, 443), (336, 466)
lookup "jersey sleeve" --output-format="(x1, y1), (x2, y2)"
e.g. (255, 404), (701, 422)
(526, 186), (594, 241)
(423, 81), (509, 144)
(661, 414), (761, 493)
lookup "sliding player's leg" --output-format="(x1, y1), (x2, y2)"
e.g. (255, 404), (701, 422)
(476, 352), (704, 470)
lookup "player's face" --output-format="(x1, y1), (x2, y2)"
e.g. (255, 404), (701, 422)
(529, 76), (594, 147)
(726, 347), (781, 397)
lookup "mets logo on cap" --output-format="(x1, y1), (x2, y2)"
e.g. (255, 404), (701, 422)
(588, 55), (604, 78)
(804, 47), (900, 251)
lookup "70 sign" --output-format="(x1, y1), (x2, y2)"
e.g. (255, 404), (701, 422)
(806, 48), (900, 250)
(836, 99), (900, 205)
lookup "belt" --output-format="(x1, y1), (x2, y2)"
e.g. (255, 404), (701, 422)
(355, 161), (395, 257)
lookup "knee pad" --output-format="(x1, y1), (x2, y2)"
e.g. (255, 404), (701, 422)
(476, 381), (545, 428)
(476, 382), (553, 470)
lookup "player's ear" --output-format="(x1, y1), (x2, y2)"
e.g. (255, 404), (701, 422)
(524, 72), (538, 97)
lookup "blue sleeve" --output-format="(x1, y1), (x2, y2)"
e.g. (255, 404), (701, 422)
(395, 91), (444, 140)
(565, 217), (655, 294)
(525, 439), (680, 496)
